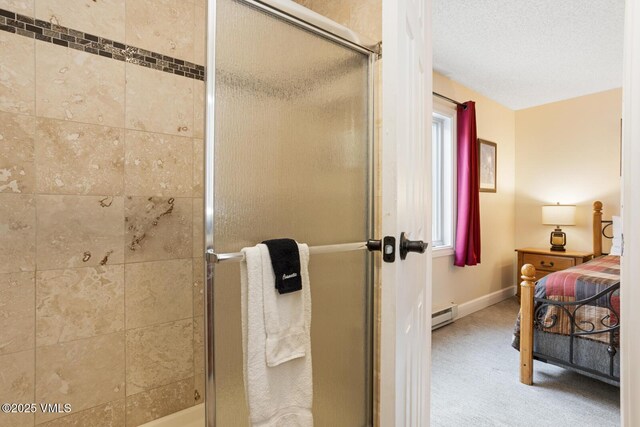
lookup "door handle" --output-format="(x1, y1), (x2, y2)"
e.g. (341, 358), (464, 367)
(366, 237), (396, 263)
(399, 232), (428, 260)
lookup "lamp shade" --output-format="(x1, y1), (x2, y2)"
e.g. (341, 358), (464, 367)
(542, 204), (576, 226)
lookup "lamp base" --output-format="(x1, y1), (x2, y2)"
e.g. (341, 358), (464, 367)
(549, 228), (567, 252)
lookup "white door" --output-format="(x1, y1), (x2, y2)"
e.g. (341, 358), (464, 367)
(380, 0), (432, 426)
(621, 0), (640, 424)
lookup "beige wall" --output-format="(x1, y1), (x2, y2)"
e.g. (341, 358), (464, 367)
(431, 81), (622, 310)
(514, 89), (622, 253)
(432, 72), (517, 310)
(0, 1), (206, 425)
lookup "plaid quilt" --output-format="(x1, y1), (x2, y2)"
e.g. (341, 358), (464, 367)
(512, 255), (620, 349)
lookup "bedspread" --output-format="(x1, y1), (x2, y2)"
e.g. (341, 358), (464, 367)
(512, 255), (620, 349)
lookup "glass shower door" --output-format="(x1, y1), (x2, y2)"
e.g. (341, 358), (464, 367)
(208, 0), (374, 425)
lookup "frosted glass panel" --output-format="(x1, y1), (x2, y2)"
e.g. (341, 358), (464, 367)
(213, 0), (371, 425)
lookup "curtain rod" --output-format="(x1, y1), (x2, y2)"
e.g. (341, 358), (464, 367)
(433, 92), (467, 109)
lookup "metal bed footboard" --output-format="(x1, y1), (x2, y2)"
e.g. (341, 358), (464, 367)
(532, 282), (620, 384)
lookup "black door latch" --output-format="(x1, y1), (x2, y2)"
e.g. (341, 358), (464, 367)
(366, 236), (397, 263)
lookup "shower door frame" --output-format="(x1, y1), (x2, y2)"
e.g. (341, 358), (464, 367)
(203, 1), (381, 426)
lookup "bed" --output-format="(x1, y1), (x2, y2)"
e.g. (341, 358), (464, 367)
(513, 201), (621, 386)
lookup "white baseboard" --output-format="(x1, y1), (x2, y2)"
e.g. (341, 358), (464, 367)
(454, 286), (517, 320)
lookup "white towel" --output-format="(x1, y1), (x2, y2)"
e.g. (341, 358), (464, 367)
(241, 243), (313, 427)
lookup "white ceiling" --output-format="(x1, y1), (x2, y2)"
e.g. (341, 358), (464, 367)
(432, 0), (625, 110)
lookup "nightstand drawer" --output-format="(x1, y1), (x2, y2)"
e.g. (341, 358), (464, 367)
(522, 253), (574, 271)
(515, 248), (593, 300)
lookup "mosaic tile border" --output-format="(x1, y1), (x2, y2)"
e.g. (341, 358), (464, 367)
(0, 8), (205, 81)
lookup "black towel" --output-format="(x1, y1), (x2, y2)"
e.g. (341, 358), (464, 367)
(261, 238), (302, 294)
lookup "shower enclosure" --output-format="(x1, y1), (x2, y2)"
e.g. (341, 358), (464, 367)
(204, 0), (379, 425)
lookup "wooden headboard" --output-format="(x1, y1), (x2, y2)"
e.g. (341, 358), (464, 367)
(592, 201), (613, 257)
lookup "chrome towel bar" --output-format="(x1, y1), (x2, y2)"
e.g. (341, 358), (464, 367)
(207, 241), (370, 264)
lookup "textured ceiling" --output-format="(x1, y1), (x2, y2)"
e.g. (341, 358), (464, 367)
(432, 0), (625, 110)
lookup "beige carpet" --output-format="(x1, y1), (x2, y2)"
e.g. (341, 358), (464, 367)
(431, 298), (620, 426)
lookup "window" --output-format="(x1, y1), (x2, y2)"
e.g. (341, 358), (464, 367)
(432, 104), (456, 254)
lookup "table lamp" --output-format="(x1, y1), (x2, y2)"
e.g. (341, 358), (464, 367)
(542, 203), (576, 252)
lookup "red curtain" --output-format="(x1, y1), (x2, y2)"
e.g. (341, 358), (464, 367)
(454, 101), (481, 267)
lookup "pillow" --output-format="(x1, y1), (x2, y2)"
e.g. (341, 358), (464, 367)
(610, 215), (622, 256)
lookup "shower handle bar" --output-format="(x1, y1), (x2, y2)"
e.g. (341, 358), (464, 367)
(207, 240), (380, 263)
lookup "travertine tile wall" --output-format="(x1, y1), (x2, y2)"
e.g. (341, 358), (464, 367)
(0, 0), (207, 425)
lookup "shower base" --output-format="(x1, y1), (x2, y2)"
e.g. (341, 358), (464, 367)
(139, 403), (204, 427)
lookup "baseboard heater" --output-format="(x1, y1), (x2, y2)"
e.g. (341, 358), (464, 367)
(432, 304), (458, 330)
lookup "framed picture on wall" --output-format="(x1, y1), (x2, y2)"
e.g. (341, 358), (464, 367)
(478, 139), (497, 192)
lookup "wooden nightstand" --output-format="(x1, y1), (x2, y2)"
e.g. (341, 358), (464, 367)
(515, 248), (594, 298)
